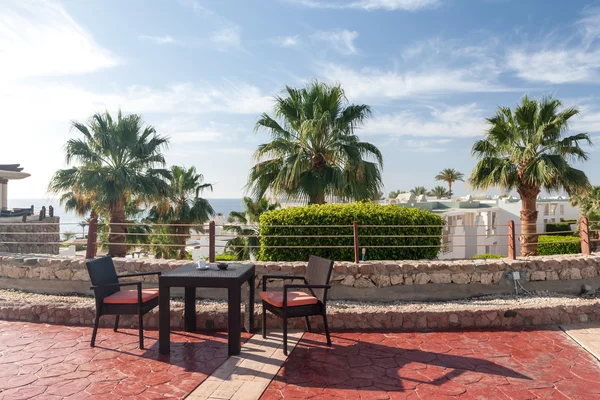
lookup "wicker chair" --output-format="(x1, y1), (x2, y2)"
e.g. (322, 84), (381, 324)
(86, 256), (161, 349)
(260, 255), (334, 355)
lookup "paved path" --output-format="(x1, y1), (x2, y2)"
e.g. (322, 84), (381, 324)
(0, 320), (251, 400)
(261, 329), (600, 399)
(562, 323), (600, 362)
(188, 331), (302, 400)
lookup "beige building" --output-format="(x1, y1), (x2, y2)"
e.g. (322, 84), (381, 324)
(0, 164), (30, 210)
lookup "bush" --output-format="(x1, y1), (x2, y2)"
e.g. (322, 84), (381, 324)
(258, 203), (443, 261)
(561, 218), (577, 224)
(215, 253), (239, 261)
(545, 222), (573, 236)
(537, 235), (580, 256)
(472, 253), (503, 259)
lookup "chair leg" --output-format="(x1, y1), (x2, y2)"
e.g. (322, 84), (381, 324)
(138, 310), (144, 349)
(91, 314), (100, 347)
(262, 304), (267, 339)
(113, 315), (120, 332)
(322, 312), (331, 346)
(305, 316), (311, 333)
(283, 316), (288, 356)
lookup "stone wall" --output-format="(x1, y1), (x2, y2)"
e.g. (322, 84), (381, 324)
(1, 252), (600, 301)
(0, 218), (60, 255)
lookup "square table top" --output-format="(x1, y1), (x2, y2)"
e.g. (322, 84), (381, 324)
(160, 263), (254, 281)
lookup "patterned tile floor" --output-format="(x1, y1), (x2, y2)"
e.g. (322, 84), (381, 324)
(0, 320), (251, 400)
(261, 328), (600, 400)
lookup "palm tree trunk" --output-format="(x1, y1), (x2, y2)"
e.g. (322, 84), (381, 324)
(519, 189), (540, 256)
(179, 226), (189, 260)
(448, 182), (452, 198)
(312, 189), (326, 205)
(108, 199), (127, 257)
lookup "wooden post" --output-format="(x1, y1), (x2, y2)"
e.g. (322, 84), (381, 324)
(353, 221), (360, 264)
(580, 217), (591, 255)
(85, 212), (98, 260)
(209, 220), (216, 263)
(508, 220), (516, 259)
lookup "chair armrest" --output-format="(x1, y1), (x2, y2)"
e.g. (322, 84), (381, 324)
(90, 281), (142, 290)
(283, 284), (331, 309)
(118, 271), (161, 279)
(262, 275), (306, 291)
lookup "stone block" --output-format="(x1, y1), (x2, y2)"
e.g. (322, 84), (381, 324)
(451, 273), (469, 284)
(414, 273), (430, 285)
(340, 275), (355, 286)
(390, 274), (403, 286)
(430, 273), (451, 284)
(353, 277), (375, 288)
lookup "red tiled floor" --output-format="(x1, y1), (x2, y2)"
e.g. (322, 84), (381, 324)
(0, 320), (251, 400)
(261, 328), (600, 400)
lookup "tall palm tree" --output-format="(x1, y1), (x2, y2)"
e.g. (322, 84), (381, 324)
(428, 186), (450, 199)
(248, 81), (383, 204)
(435, 168), (464, 197)
(470, 95), (591, 256)
(410, 186), (427, 196)
(571, 185), (600, 217)
(147, 166), (214, 260)
(224, 197), (278, 260)
(49, 110), (170, 257)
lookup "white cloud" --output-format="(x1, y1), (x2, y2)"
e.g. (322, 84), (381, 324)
(139, 35), (176, 45)
(286, 0), (440, 11)
(401, 139), (451, 153)
(362, 104), (487, 138)
(507, 8), (600, 84)
(570, 104), (600, 135)
(317, 63), (511, 101)
(271, 35), (300, 47)
(0, 0), (118, 83)
(312, 30), (359, 55)
(210, 26), (242, 50)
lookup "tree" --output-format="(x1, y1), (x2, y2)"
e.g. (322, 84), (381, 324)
(147, 166), (214, 260)
(410, 186), (427, 196)
(470, 95), (591, 256)
(48, 110), (170, 257)
(224, 197), (279, 260)
(570, 185), (600, 217)
(248, 81), (383, 204)
(428, 186), (450, 199)
(388, 190), (406, 199)
(435, 168), (464, 197)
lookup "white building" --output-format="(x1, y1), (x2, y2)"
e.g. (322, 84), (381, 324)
(383, 195), (580, 259)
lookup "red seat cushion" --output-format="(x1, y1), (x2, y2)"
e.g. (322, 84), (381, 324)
(259, 291), (318, 308)
(103, 289), (159, 305)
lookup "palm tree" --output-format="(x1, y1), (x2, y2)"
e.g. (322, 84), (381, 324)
(248, 81), (383, 204)
(48, 110), (170, 257)
(435, 168), (464, 197)
(410, 186), (427, 196)
(570, 185), (600, 217)
(147, 166), (214, 260)
(388, 190), (406, 199)
(224, 197), (278, 260)
(428, 186), (450, 199)
(470, 95), (591, 256)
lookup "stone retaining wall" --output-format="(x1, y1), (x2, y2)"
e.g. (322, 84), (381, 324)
(1, 252), (600, 301)
(0, 218), (60, 255)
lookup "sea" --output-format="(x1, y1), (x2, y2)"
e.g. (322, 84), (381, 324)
(9, 198), (244, 235)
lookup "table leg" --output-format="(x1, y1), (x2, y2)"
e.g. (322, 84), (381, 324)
(228, 285), (241, 355)
(244, 275), (255, 333)
(184, 287), (196, 332)
(158, 284), (171, 355)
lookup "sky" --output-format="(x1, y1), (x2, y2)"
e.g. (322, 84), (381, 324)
(3, 0), (600, 199)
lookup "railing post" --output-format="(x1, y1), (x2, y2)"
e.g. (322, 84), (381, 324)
(508, 220), (516, 259)
(580, 217), (591, 255)
(209, 220), (216, 263)
(353, 221), (360, 264)
(85, 212), (98, 259)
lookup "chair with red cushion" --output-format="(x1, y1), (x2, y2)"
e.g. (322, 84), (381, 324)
(260, 255), (334, 355)
(86, 256), (161, 349)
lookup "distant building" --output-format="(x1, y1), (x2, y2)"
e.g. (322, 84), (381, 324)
(381, 195), (579, 259)
(0, 164), (30, 211)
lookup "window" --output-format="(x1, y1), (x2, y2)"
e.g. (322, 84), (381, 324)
(543, 204), (549, 216)
(560, 205), (565, 216)
(550, 204), (557, 216)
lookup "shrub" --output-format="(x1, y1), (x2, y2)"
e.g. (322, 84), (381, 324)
(537, 235), (580, 256)
(561, 218), (577, 224)
(258, 203), (443, 261)
(545, 222), (573, 236)
(472, 253), (503, 259)
(215, 253), (239, 261)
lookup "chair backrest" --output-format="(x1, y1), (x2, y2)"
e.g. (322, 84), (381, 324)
(86, 256), (119, 299)
(305, 255), (334, 303)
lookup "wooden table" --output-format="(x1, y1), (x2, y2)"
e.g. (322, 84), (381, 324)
(158, 263), (255, 355)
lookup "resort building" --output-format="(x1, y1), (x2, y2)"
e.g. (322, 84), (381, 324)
(0, 164), (30, 213)
(382, 194), (580, 259)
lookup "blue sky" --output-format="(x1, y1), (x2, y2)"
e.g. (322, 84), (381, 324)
(3, 0), (600, 199)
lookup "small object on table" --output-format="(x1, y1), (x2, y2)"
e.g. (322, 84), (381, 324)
(197, 259), (209, 270)
(217, 262), (229, 270)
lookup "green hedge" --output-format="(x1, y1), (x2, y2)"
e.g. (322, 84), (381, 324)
(545, 222), (573, 236)
(537, 235), (580, 256)
(472, 253), (503, 259)
(258, 203), (443, 261)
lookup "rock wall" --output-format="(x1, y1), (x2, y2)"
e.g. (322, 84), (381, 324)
(1, 252), (600, 301)
(0, 218), (60, 255)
